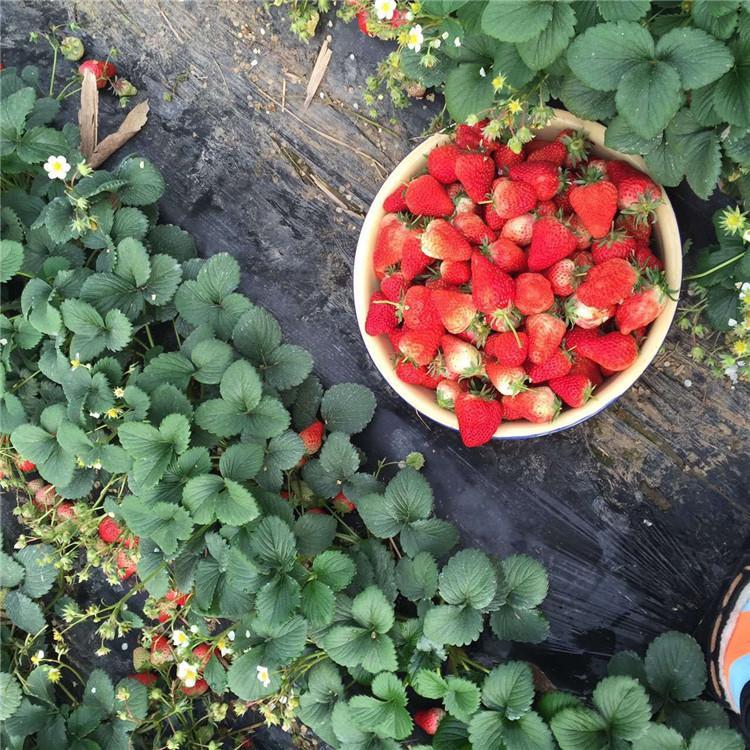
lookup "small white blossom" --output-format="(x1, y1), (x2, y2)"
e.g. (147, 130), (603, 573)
(43, 155), (71, 181)
(743, 229), (750, 243)
(89, 411), (101, 419)
(0, 338), (7, 346)
(172, 629), (190, 649)
(405, 10), (413, 20)
(432, 38), (441, 48)
(177, 661), (198, 688)
(228, 630), (236, 641)
(256, 665), (271, 688)
(729, 318), (738, 327)
(113, 387), (125, 397)
(725, 364), (739, 383)
(453, 36), (461, 47)
(189, 625), (199, 634)
(479, 67), (487, 77)
(441, 31), (449, 39)
(374, 0), (396, 20)
(407, 25), (424, 52)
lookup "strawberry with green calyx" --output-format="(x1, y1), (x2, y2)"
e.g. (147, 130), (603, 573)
(441, 334), (484, 378)
(405, 174), (455, 217)
(396, 360), (430, 386)
(486, 362), (528, 395)
(500, 213), (535, 246)
(150, 636), (173, 665)
(526, 313), (566, 365)
(569, 170), (618, 239)
(470, 253), (518, 332)
(483, 237), (527, 273)
(527, 216), (577, 272)
(398, 329), (442, 367)
(455, 152), (495, 203)
(503, 386), (561, 423)
(484, 331), (528, 367)
(616, 212), (652, 242)
(383, 183), (408, 212)
(439, 259), (471, 285)
(528, 348), (572, 384)
(421, 218), (473, 261)
(299, 420), (325, 455)
(460, 315), (491, 348)
(402, 286), (443, 332)
(633, 243), (663, 271)
(615, 283), (669, 335)
(508, 161), (561, 201)
(564, 294), (614, 330)
(455, 389), (503, 447)
(557, 128), (590, 167)
(576, 330), (639, 371)
(550, 374), (595, 408)
(577, 258), (638, 308)
(414, 707), (446, 736)
(427, 144), (462, 184)
(452, 211), (496, 245)
(436, 379), (463, 410)
(448, 184), (476, 214)
(514, 272), (554, 315)
(591, 229), (636, 265)
(432, 289), (476, 334)
(365, 292), (399, 336)
(617, 176), (661, 222)
(380, 272), (407, 301)
(16, 457), (35, 473)
(492, 178), (537, 220)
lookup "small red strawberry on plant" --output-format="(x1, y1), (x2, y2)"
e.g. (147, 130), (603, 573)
(15, 457), (35, 473)
(33, 484), (58, 510)
(129, 672), (158, 687)
(454, 390), (503, 447)
(333, 492), (356, 513)
(98, 516), (123, 544)
(549, 374), (594, 408)
(299, 421), (325, 455)
(79, 59), (117, 89)
(414, 707), (446, 736)
(180, 679), (209, 697)
(117, 549), (138, 580)
(150, 636), (173, 665)
(57, 502), (77, 520)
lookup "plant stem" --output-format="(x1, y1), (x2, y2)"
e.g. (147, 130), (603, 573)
(684, 252), (745, 281)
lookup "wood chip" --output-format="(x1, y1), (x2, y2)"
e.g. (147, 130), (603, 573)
(89, 101), (150, 168)
(303, 38), (332, 110)
(78, 71), (99, 160)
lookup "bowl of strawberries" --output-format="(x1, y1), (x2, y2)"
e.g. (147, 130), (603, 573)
(353, 109), (681, 447)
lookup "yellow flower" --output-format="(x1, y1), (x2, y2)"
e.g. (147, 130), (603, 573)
(719, 206), (748, 236)
(70, 358), (82, 369)
(732, 339), (749, 357)
(46, 667), (61, 683)
(31, 650), (45, 665)
(492, 73), (507, 91)
(507, 98), (523, 115)
(105, 407), (122, 419)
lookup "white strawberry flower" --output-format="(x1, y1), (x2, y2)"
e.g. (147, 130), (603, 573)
(43, 155), (71, 181)
(171, 629), (189, 649)
(176, 661), (198, 688)
(374, 0), (396, 20)
(407, 25), (424, 52)
(256, 665), (271, 688)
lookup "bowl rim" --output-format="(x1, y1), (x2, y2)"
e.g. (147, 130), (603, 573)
(353, 109), (683, 440)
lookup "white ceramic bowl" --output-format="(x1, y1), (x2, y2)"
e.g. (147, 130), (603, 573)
(353, 109), (682, 439)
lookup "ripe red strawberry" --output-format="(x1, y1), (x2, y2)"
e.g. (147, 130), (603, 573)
(402, 286), (442, 331)
(545, 259), (577, 297)
(508, 161), (560, 201)
(486, 362), (527, 395)
(333, 491), (356, 513)
(399, 329), (442, 366)
(615, 285), (668, 335)
(180, 679), (209, 697)
(383, 184), (407, 213)
(549, 374), (594, 407)
(405, 174), (455, 217)
(299, 420), (325, 455)
(617, 176), (661, 219)
(502, 387), (560, 424)
(484, 202), (506, 230)
(166, 590), (190, 606)
(401, 232), (431, 282)
(414, 707), (446, 736)
(616, 212), (653, 242)
(514, 273), (554, 315)
(484, 237), (527, 273)
(129, 672), (158, 687)
(569, 354), (604, 386)
(432, 290), (476, 333)
(493, 144), (525, 170)
(576, 331), (638, 371)
(441, 334), (484, 378)
(150, 636), (173, 665)
(501, 214), (535, 246)
(452, 212), (496, 245)
(591, 231), (636, 264)
(455, 123), (484, 150)
(528, 348), (572, 384)
(192, 643), (214, 667)
(388, 328), (404, 351)
(421, 219), (473, 261)
(569, 214), (592, 250)
(527, 217), (577, 272)
(455, 152), (495, 202)
(492, 179), (537, 219)
(79, 59), (117, 88)
(606, 160), (647, 187)
(528, 139), (567, 166)
(526, 313), (566, 365)
(471, 253), (516, 325)
(577, 258), (638, 308)
(57, 502), (77, 520)
(15, 457), (35, 472)
(633, 243), (663, 270)
(98, 517), (123, 544)
(365, 292), (398, 335)
(380, 272), (408, 301)
(436, 379), (463, 409)
(454, 391), (503, 447)
(485, 331), (528, 366)
(356, 10), (371, 35)
(373, 214), (408, 278)
(565, 325), (601, 352)
(427, 144), (462, 184)
(569, 180), (618, 238)
(439, 260), (471, 285)
(396, 360), (429, 385)
(117, 549), (138, 580)
(33, 484), (57, 509)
